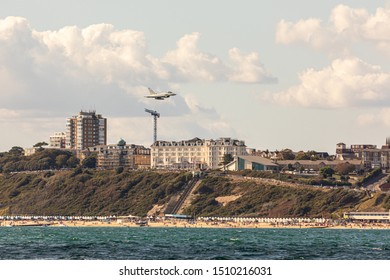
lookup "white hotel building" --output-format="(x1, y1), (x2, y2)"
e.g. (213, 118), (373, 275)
(150, 137), (247, 169)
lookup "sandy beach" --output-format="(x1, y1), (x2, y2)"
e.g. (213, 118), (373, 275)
(1, 219), (390, 230)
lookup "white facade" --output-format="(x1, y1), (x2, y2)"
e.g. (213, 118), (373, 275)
(49, 132), (66, 148)
(23, 147), (39, 156)
(150, 137), (247, 169)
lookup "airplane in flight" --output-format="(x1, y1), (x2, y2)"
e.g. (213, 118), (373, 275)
(145, 88), (177, 100)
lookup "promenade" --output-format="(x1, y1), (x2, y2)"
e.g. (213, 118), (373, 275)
(1, 215), (389, 229)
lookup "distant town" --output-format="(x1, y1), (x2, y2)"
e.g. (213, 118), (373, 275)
(14, 109), (390, 178)
(1, 109), (390, 225)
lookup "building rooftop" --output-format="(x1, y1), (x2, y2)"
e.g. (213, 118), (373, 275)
(152, 137), (246, 147)
(277, 159), (362, 166)
(238, 156), (279, 167)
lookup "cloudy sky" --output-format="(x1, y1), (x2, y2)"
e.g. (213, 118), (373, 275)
(1, 0), (390, 153)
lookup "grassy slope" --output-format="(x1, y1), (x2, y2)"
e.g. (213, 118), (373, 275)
(0, 170), (191, 216)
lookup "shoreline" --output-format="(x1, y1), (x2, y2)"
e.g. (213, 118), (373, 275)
(1, 220), (390, 230)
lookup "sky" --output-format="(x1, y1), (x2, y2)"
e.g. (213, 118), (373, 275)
(1, 0), (390, 153)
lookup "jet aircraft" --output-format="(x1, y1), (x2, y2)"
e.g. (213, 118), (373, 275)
(145, 88), (176, 100)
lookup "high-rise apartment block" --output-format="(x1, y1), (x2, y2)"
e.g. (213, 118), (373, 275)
(66, 110), (107, 150)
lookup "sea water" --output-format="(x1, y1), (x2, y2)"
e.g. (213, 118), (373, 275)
(0, 227), (389, 260)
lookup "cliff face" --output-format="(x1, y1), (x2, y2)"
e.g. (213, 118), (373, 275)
(0, 170), (389, 217)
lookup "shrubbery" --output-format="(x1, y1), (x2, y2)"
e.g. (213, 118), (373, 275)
(357, 167), (382, 186)
(0, 148), (79, 173)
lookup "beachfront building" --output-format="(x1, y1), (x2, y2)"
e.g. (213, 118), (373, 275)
(225, 156), (279, 171)
(150, 137), (247, 170)
(224, 157), (362, 172)
(88, 139), (150, 169)
(66, 110), (107, 150)
(205, 138), (247, 169)
(49, 132), (66, 148)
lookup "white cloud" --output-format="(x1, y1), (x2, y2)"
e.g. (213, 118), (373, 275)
(330, 5), (369, 34)
(162, 32), (226, 82)
(228, 48), (277, 83)
(276, 4), (390, 56)
(162, 32), (276, 83)
(0, 16), (275, 115)
(270, 4), (390, 111)
(264, 57), (390, 108)
(0, 16), (275, 150)
(276, 18), (331, 49)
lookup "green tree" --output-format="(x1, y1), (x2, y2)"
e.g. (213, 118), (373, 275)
(82, 155), (97, 168)
(295, 150), (319, 160)
(335, 163), (355, 175)
(281, 149), (295, 160)
(33, 142), (48, 148)
(66, 156), (80, 168)
(320, 166), (335, 178)
(295, 151), (310, 160)
(55, 154), (69, 169)
(219, 153), (234, 171)
(307, 150), (319, 160)
(9, 146), (24, 157)
(36, 157), (52, 170)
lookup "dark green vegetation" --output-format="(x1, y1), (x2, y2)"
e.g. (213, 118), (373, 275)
(0, 147), (79, 173)
(357, 167), (382, 186)
(0, 169), (191, 216)
(1, 169), (389, 218)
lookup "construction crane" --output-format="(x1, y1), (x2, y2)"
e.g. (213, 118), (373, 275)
(145, 108), (160, 143)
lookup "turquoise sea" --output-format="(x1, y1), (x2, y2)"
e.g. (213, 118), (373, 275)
(0, 227), (389, 260)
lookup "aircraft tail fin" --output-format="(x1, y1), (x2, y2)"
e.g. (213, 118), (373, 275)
(148, 88), (156, 95)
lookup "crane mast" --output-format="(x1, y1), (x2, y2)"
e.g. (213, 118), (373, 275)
(145, 108), (160, 143)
